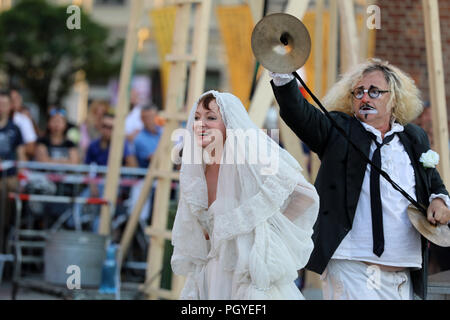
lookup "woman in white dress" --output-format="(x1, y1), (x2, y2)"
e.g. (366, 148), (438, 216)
(171, 91), (319, 300)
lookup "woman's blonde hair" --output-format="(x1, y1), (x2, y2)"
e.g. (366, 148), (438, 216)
(323, 58), (423, 125)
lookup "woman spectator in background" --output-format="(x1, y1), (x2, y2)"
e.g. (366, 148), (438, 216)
(35, 108), (79, 164)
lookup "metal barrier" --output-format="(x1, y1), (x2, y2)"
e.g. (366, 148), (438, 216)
(8, 192), (113, 300)
(1, 161), (149, 232)
(0, 160), (154, 297)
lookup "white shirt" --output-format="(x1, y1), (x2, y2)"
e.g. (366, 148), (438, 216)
(125, 104), (143, 136)
(332, 121), (450, 268)
(13, 112), (37, 144)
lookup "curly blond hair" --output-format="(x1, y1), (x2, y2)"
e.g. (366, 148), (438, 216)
(323, 58), (423, 125)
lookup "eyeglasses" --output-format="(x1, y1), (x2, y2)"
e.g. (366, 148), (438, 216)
(351, 86), (390, 99)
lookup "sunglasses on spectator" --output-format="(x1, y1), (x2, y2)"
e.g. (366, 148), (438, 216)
(102, 124), (113, 130)
(351, 86), (390, 100)
(49, 108), (67, 117)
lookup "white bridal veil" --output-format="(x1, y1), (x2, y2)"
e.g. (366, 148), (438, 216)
(171, 90), (319, 299)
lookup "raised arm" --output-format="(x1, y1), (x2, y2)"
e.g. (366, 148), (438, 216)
(271, 78), (332, 157)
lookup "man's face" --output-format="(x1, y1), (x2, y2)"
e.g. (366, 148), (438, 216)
(351, 70), (392, 128)
(101, 117), (114, 141)
(130, 89), (139, 108)
(0, 95), (12, 118)
(141, 108), (157, 131)
(10, 90), (22, 111)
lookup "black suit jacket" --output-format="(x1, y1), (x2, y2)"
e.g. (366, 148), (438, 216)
(272, 79), (449, 299)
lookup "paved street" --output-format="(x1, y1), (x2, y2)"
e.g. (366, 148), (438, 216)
(0, 281), (61, 300)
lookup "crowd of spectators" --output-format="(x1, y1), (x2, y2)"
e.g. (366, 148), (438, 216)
(0, 87), (162, 170)
(0, 87), (162, 250)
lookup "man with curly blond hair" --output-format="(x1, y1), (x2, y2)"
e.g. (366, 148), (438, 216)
(270, 58), (450, 300)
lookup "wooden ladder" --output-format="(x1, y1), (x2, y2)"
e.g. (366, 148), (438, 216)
(119, 0), (211, 300)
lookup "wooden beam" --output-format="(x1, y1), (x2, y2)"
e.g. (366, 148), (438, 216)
(74, 70), (89, 125)
(314, 0), (324, 98)
(276, 103), (309, 181)
(120, 1), (191, 262)
(142, 286), (177, 300)
(360, 0), (377, 60)
(145, 130), (180, 300)
(422, 0), (450, 186)
(98, 0), (144, 235)
(248, 71), (272, 127)
(359, 0), (369, 60)
(145, 226), (172, 239)
(247, 0), (264, 22)
(248, 0), (311, 128)
(326, 0), (338, 90)
(338, 0), (359, 70)
(0, 0), (11, 11)
(119, 149), (159, 260)
(186, 0), (212, 108)
(144, 3), (193, 298)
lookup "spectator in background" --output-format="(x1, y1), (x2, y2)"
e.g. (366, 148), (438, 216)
(35, 108), (79, 164)
(9, 88), (37, 160)
(84, 109), (137, 204)
(79, 100), (109, 158)
(0, 90), (25, 252)
(125, 89), (144, 142)
(75, 110), (137, 232)
(21, 105), (42, 137)
(45, 104), (81, 146)
(133, 104), (162, 168)
(85, 110), (137, 167)
(127, 104), (162, 226)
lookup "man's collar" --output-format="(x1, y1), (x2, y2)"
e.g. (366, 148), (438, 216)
(359, 119), (404, 143)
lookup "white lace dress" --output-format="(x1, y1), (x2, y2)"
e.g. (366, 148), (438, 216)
(170, 90), (319, 300)
(176, 182), (318, 300)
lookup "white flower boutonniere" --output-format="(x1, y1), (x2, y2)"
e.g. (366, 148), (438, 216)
(419, 150), (440, 168)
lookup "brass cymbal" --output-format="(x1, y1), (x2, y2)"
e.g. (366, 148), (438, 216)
(407, 205), (450, 247)
(251, 13), (311, 73)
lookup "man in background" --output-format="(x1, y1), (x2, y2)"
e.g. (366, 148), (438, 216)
(9, 88), (37, 160)
(0, 90), (25, 252)
(133, 104), (162, 168)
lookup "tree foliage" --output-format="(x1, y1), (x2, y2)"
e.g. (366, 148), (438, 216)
(0, 0), (122, 116)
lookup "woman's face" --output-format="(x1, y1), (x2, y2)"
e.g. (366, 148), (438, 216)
(48, 114), (67, 135)
(193, 99), (226, 149)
